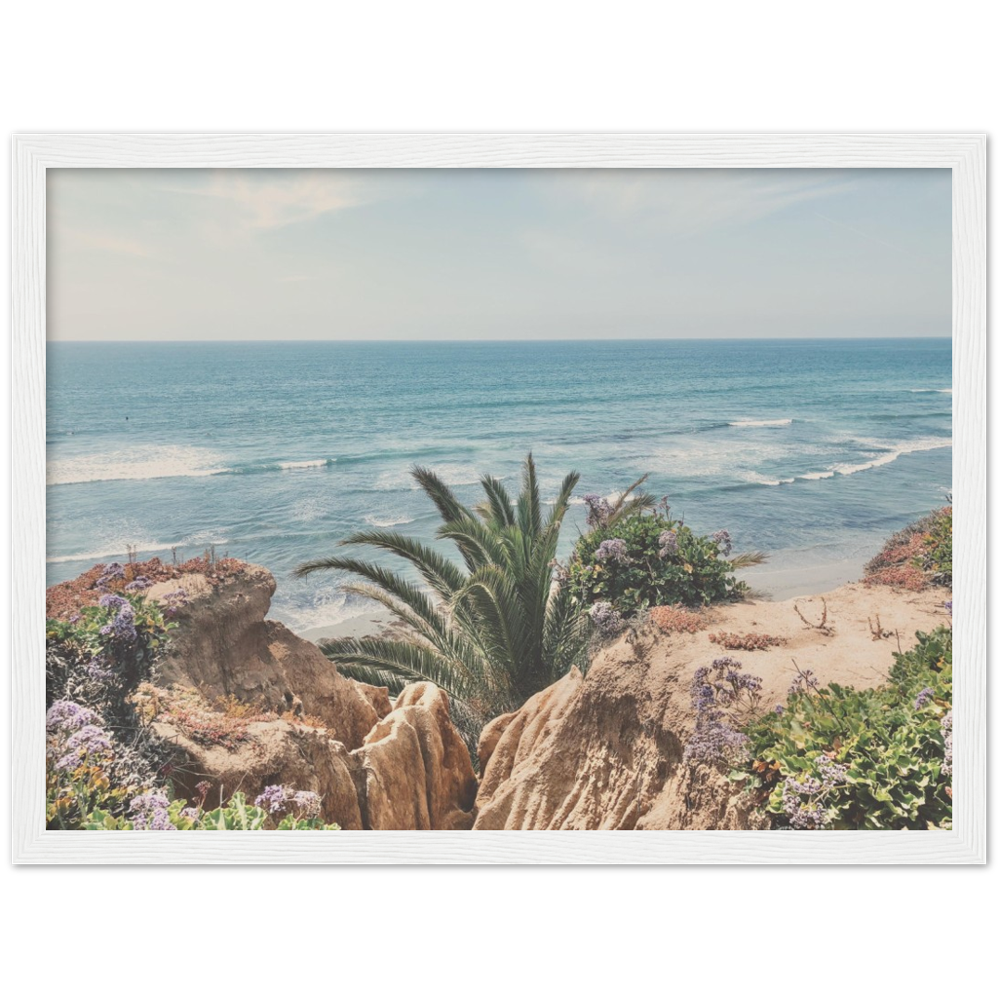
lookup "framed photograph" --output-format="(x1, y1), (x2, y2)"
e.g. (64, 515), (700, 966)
(12, 133), (985, 864)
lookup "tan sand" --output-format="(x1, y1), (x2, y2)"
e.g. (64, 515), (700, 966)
(640, 581), (952, 702)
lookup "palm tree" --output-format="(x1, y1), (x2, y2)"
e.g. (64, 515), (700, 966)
(295, 454), (589, 744)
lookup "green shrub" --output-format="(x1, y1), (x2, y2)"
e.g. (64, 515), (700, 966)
(922, 507), (952, 585)
(566, 508), (746, 617)
(47, 592), (173, 687)
(83, 791), (340, 831)
(741, 627), (952, 830)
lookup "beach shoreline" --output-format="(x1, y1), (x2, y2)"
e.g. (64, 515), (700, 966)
(292, 552), (872, 644)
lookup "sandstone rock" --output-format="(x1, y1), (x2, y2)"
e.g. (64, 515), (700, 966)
(357, 684), (478, 830)
(155, 681), (477, 831)
(473, 582), (951, 830)
(155, 713), (366, 829)
(154, 565), (383, 751)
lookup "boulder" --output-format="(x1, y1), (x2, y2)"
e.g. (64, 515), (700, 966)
(154, 565), (381, 751)
(473, 582), (951, 830)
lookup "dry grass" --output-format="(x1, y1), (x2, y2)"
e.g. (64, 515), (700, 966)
(708, 631), (787, 652)
(648, 605), (706, 635)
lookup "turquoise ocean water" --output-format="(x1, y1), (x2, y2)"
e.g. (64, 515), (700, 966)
(46, 339), (952, 632)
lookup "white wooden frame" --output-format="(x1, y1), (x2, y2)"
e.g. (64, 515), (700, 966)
(12, 133), (986, 864)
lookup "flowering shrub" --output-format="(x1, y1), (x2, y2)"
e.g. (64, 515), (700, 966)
(589, 601), (625, 638)
(741, 627), (953, 830)
(47, 591), (173, 702)
(46, 554), (246, 621)
(708, 631), (787, 651)
(84, 790), (339, 831)
(864, 507), (952, 591)
(683, 657), (763, 765)
(566, 504), (745, 618)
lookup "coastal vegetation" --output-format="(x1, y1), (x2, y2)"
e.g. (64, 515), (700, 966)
(681, 509), (955, 831)
(740, 625), (953, 830)
(42, 496), (954, 833)
(45, 574), (339, 831)
(564, 493), (750, 617)
(297, 454), (590, 743)
(863, 505), (953, 590)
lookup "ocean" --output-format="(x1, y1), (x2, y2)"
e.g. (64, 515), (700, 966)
(46, 338), (952, 633)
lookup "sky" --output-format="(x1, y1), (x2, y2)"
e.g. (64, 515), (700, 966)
(46, 168), (952, 341)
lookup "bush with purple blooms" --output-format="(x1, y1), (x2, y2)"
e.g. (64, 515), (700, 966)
(85, 789), (339, 831)
(47, 590), (173, 704)
(740, 627), (953, 830)
(684, 657), (764, 766)
(566, 500), (748, 618)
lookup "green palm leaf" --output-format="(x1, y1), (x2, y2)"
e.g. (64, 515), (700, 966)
(297, 453), (588, 750)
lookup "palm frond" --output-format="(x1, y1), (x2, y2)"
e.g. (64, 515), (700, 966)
(319, 635), (484, 702)
(476, 475), (516, 529)
(298, 452), (590, 747)
(730, 550), (767, 569)
(331, 528), (467, 598)
(516, 452), (543, 541)
(411, 465), (473, 524)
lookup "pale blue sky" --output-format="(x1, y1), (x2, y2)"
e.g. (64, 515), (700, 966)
(47, 168), (951, 341)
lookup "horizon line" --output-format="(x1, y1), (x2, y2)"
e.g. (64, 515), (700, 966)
(48, 335), (953, 345)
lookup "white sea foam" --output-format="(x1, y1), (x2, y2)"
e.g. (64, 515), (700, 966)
(909, 388), (952, 394)
(278, 458), (332, 470)
(739, 437), (951, 487)
(728, 418), (793, 428)
(46, 529), (230, 564)
(831, 436), (952, 477)
(47, 446), (228, 486)
(742, 472), (795, 486)
(47, 543), (170, 564)
(567, 491), (622, 506)
(363, 514), (415, 527)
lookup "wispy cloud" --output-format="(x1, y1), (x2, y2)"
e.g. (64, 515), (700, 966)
(557, 170), (859, 235)
(156, 170), (371, 230)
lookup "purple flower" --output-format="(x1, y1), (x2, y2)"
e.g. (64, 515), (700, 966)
(816, 758), (848, 786)
(684, 656), (763, 764)
(98, 597), (138, 644)
(657, 530), (678, 557)
(594, 538), (628, 564)
(131, 790), (170, 814)
(292, 790), (321, 818)
(582, 494), (614, 529)
(130, 789), (176, 831)
(774, 704), (785, 715)
(781, 777), (830, 830)
(86, 657), (115, 682)
(589, 601), (624, 638)
(914, 687), (935, 710)
(788, 668), (820, 697)
(255, 785), (290, 815)
(159, 588), (189, 618)
(683, 719), (748, 764)
(941, 711), (953, 776)
(46, 700), (99, 733)
(125, 576), (152, 592)
(180, 807), (199, 821)
(55, 723), (113, 769)
(711, 656), (741, 670)
(95, 562), (125, 591)
(712, 530), (733, 557)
